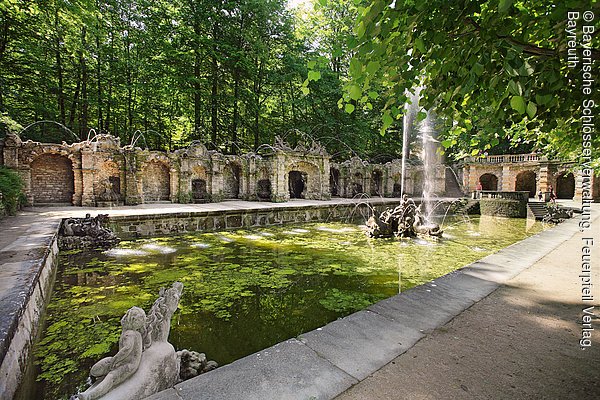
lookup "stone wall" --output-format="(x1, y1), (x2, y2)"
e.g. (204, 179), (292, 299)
(0, 132), (455, 207)
(7, 132), (589, 206)
(110, 201), (399, 239)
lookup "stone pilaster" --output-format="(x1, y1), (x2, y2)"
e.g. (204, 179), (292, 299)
(72, 164), (83, 206)
(537, 163), (550, 192)
(80, 150), (95, 206)
(501, 165), (511, 191)
(124, 152), (141, 205)
(169, 168), (179, 203)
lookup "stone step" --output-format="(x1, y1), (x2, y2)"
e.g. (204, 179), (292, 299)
(527, 202), (548, 220)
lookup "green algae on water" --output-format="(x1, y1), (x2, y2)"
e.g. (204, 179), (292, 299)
(31, 216), (545, 400)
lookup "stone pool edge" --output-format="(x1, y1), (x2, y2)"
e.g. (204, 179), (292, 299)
(0, 219), (61, 400)
(146, 218), (580, 400)
(0, 198), (406, 399)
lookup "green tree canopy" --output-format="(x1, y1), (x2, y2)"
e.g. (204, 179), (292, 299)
(346, 0), (600, 165)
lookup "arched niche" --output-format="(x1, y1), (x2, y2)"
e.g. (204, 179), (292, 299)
(30, 153), (74, 204)
(142, 160), (171, 201)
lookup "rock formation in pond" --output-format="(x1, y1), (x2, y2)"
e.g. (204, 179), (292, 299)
(59, 213), (120, 250)
(76, 282), (217, 400)
(366, 194), (443, 238)
(177, 349), (218, 380)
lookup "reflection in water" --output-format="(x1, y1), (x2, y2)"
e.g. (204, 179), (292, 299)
(30, 217), (545, 400)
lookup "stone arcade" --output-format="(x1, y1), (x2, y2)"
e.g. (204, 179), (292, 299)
(0, 133), (448, 206)
(1, 133), (597, 206)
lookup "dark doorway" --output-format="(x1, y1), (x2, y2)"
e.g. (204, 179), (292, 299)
(479, 173), (498, 191)
(192, 179), (207, 201)
(224, 164), (241, 198)
(257, 179), (271, 200)
(289, 171), (305, 199)
(109, 176), (121, 196)
(515, 170), (536, 198)
(556, 173), (575, 199)
(352, 173), (364, 196)
(371, 170), (383, 196)
(330, 168), (340, 196)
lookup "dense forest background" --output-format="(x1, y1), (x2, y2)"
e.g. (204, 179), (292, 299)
(2, 0), (598, 165)
(0, 0), (404, 161)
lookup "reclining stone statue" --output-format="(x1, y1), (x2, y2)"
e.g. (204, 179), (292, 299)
(77, 307), (146, 400)
(76, 282), (217, 400)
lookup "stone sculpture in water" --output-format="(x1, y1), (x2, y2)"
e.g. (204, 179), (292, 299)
(365, 194), (443, 238)
(76, 282), (217, 400)
(77, 307), (146, 400)
(59, 213), (120, 250)
(143, 281), (184, 349)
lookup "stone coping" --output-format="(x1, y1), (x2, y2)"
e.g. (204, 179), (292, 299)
(0, 219), (60, 399)
(146, 218), (581, 400)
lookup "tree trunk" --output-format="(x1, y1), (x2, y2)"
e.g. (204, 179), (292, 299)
(126, 36), (133, 141)
(231, 70), (240, 153)
(96, 7), (103, 133)
(106, 31), (113, 134)
(193, 19), (202, 140)
(253, 59), (264, 150)
(210, 55), (218, 146)
(54, 9), (66, 125)
(80, 26), (88, 139)
(68, 57), (82, 129)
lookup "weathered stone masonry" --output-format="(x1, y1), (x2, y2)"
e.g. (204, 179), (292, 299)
(0, 133), (446, 206)
(2, 133), (595, 206)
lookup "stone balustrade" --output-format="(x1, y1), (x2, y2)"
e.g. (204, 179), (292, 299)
(466, 153), (541, 164)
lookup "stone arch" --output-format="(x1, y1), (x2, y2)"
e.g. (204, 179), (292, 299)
(413, 171), (424, 196)
(392, 173), (402, 196)
(223, 162), (242, 199)
(142, 160), (170, 201)
(352, 172), (364, 196)
(286, 161), (321, 199)
(515, 170), (536, 198)
(289, 170), (306, 198)
(479, 173), (498, 191)
(371, 170), (383, 196)
(556, 172), (575, 199)
(95, 160), (121, 202)
(30, 153), (74, 204)
(330, 168), (340, 196)
(256, 167), (271, 200)
(191, 165), (208, 202)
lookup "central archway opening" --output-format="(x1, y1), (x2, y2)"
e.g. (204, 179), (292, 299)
(142, 161), (171, 201)
(223, 164), (241, 199)
(515, 170), (536, 198)
(479, 173), (498, 191)
(352, 172), (364, 196)
(289, 171), (306, 199)
(330, 168), (340, 196)
(371, 170), (383, 196)
(192, 179), (207, 202)
(556, 173), (575, 199)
